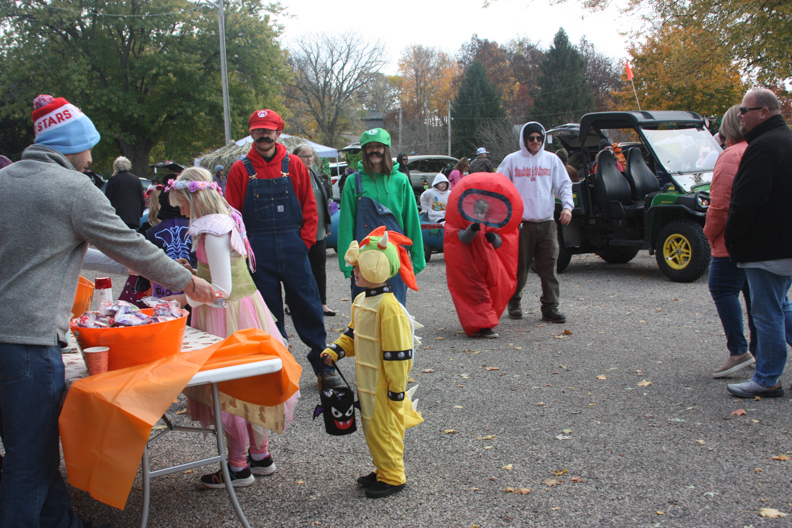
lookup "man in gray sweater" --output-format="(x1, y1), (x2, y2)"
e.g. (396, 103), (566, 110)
(0, 94), (215, 527)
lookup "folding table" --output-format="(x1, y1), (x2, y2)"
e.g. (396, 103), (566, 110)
(140, 358), (282, 528)
(63, 328), (283, 528)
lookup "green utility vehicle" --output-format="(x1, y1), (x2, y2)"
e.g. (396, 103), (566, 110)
(546, 111), (721, 282)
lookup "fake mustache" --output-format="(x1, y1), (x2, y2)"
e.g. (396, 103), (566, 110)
(366, 150), (384, 159)
(255, 136), (275, 144)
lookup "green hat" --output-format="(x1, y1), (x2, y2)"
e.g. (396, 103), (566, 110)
(359, 128), (391, 148)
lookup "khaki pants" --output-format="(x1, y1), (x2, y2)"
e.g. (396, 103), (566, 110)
(510, 220), (560, 314)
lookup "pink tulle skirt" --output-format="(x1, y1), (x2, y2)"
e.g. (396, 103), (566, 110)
(186, 291), (300, 449)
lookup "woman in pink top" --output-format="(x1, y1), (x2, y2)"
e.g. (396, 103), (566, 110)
(704, 105), (756, 378)
(447, 157), (469, 190)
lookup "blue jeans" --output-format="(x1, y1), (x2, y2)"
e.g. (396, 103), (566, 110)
(0, 343), (84, 528)
(744, 268), (792, 387)
(708, 257), (756, 356)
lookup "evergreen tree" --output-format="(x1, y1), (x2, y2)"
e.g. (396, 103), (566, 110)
(529, 29), (595, 128)
(451, 60), (507, 159)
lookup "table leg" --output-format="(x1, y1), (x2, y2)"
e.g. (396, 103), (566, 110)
(211, 382), (252, 528)
(140, 444), (151, 528)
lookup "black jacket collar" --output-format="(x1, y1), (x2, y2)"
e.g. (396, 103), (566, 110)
(365, 285), (392, 297)
(745, 114), (787, 144)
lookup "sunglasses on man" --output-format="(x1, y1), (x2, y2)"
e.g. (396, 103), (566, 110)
(526, 135), (543, 143)
(739, 106), (764, 115)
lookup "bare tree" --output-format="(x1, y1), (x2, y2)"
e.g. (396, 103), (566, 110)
(288, 32), (387, 146)
(578, 37), (624, 111)
(476, 120), (520, 167)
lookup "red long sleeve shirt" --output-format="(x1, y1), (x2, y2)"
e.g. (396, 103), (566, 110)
(225, 143), (318, 248)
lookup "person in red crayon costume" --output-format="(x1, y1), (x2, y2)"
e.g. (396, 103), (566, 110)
(443, 172), (524, 338)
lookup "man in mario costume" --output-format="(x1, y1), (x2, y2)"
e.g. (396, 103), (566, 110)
(321, 227), (423, 498)
(225, 109), (342, 389)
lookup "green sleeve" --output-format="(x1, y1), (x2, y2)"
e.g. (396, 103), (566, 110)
(402, 179), (426, 274)
(338, 175), (358, 278)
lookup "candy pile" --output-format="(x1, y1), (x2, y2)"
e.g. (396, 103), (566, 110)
(73, 298), (185, 328)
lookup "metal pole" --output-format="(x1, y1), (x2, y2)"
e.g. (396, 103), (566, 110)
(217, 0), (232, 144)
(447, 101), (451, 156)
(398, 108), (403, 154)
(631, 79), (641, 112)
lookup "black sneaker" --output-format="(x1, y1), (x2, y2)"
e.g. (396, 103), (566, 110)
(478, 328), (499, 339)
(508, 306), (523, 319)
(321, 370), (345, 390)
(364, 481), (406, 498)
(356, 472), (378, 488)
(542, 308), (566, 324)
(200, 463), (255, 489)
(248, 453), (276, 476)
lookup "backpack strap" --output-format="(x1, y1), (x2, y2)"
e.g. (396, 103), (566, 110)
(242, 157), (257, 180)
(355, 170), (363, 194)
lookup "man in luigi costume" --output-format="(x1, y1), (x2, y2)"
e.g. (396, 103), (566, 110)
(322, 227), (423, 498)
(337, 128), (425, 306)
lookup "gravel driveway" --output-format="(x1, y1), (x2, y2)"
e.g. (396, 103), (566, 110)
(72, 250), (792, 527)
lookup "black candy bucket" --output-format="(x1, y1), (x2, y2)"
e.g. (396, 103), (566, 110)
(313, 363), (359, 436)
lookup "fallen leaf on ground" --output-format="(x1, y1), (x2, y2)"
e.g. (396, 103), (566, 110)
(340, 298), (350, 301)
(571, 476), (583, 483)
(656, 511), (665, 515)
(562, 429), (572, 434)
(556, 435), (572, 440)
(772, 455), (791, 461)
(436, 337), (446, 340)
(443, 429), (456, 434)
(537, 402), (545, 406)
(637, 379), (652, 387)
(759, 508), (787, 518)
(504, 487), (514, 493)
(515, 488), (531, 494)
(502, 464), (513, 470)
(182, 469), (193, 474)
(296, 480), (304, 485)
(551, 507), (560, 511)
(422, 368), (435, 373)
(732, 409), (747, 416)
(696, 440), (705, 445)
(454, 405), (464, 409)
(478, 435), (497, 440)
(554, 469), (567, 476)
(152, 425), (167, 430)
(486, 367), (500, 371)
(596, 375), (607, 380)
(175, 409), (187, 415)
(542, 478), (562, 487)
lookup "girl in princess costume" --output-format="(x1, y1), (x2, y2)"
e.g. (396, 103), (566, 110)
(321, 226), (423, 498)
(165, 167), (300, 488)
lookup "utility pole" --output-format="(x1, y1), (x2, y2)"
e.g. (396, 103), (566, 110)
(398, 108), (403, 153)
(447, 102), (451, 156)
(217, 0), (232, 144)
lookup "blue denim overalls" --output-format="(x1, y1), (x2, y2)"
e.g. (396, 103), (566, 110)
(351, 170), (408, 305)
(241, 154), (327, 375)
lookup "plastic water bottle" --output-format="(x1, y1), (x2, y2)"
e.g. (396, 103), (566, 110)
(94, 277), (113, 310)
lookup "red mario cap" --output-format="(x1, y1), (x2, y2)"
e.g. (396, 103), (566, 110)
(248, 109), (284, 132)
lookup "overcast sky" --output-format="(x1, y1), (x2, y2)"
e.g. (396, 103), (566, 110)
(278, 0), (636, 74)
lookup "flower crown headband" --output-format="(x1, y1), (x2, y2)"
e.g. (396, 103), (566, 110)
(164, 179), (223, 195)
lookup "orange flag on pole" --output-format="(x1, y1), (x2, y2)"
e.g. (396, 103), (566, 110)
(626, 60), (634, 81)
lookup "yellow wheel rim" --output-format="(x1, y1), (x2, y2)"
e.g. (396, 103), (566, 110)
(663, 233), (691, 270)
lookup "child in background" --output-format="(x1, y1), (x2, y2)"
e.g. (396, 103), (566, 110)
(446, 157), (469, 190)
(166, 167), (300, 489)
(419, 173), (451, 222)
(321, 227), (423, 498)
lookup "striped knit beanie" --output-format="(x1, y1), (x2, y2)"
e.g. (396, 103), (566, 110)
(32, 95), (100, 154)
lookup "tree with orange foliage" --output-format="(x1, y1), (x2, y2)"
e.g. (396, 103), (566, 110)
(612, 23), (747, 116)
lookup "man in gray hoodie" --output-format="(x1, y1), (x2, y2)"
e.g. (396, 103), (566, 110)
(0, 94), (215, 527)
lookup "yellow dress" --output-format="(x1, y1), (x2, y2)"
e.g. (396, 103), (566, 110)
(325, 286), (423, 485)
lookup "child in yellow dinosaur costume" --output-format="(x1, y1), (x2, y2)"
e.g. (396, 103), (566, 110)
(321, 226), (423, 498)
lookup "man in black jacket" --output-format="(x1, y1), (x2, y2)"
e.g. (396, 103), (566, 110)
(105, 156), (145, 229)
(724, 89), (792, 398)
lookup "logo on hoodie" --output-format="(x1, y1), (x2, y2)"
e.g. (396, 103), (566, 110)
(514, 167), (551, 182)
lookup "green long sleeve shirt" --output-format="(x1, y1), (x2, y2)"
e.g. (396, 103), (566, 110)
(337, 165), (425, 278)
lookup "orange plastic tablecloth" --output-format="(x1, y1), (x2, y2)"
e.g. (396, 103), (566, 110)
(59, 328), (302, 510)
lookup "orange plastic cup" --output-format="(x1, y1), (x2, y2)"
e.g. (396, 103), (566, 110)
(71, 277), (95, 317)
(83, 346), (110, 375)
(70, 309), (189, 371)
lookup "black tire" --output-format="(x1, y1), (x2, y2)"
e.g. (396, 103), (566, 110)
(424, 244), (432, 263)
(654, 220), (711, 282)
(597, 248), (640, 264)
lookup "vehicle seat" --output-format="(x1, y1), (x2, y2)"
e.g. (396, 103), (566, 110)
(624, 148), (660, 201)
(594, 150), (632, 215)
